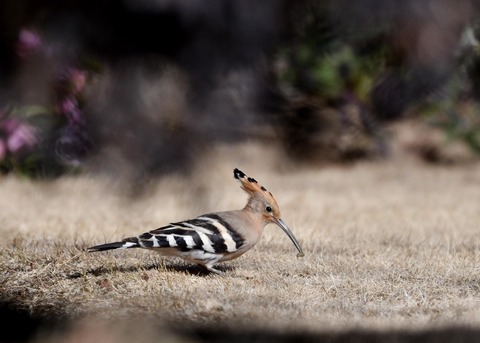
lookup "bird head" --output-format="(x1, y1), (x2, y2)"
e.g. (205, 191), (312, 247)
(234, 168), (304, 257)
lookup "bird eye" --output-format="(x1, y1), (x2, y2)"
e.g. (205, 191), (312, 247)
(265, 206), (272, 213)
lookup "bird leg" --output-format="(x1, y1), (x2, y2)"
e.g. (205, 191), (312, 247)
(202, 263), (225, 276)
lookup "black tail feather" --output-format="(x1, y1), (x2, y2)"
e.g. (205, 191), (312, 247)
(87, 239), (139, 252)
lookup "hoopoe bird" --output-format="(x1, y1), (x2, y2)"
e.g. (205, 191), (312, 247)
(87, 168), (304, 274)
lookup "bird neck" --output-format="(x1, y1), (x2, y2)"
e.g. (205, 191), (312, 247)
(243, 199), (269, 227)
(243, 198), (257, 213)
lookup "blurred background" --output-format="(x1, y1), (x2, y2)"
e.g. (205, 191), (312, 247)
(1, 0), (480, 181)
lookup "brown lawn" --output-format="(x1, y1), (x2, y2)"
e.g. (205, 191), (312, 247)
(1, 142), (480, 342)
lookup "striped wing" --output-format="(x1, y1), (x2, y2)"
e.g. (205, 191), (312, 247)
(137, 214), (245, 254)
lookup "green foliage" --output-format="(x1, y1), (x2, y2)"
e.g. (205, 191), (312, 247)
(423, 101), (480, 154)
(419, 45), (480, 155)
(276, 3), (480, 159)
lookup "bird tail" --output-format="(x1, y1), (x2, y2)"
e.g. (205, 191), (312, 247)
(87, 237), (140, 252)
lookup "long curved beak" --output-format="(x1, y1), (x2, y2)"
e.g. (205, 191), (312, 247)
(273, 218), (304, 257)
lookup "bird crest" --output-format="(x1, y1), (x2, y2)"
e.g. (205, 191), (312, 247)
(233, 168), (271, 195)
(233, 168), (279, 213)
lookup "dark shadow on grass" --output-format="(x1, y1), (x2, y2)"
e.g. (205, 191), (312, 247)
(162, 263), (235, 276)
(67, 262), (234, 278)
(2, 299), (480, 343)
(0, 300), (58, 343)
(187, 326), (480, 343)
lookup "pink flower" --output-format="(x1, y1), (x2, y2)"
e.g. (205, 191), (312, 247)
(16, 29), (42, 59)
(60, 98), (77, 114)
(0, 139), (6, 160)
(69, 68), (87, 94)
(4, 119), (39, 154)
(59, 98), (84, 124)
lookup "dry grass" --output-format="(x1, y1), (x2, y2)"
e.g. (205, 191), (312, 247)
(1, 142), (480, 341)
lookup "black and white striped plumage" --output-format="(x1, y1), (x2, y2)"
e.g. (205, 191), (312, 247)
(87, 168), (304, 274)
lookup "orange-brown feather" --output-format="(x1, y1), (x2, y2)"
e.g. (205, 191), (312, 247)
(234, 168), (281, 223)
